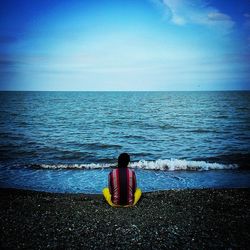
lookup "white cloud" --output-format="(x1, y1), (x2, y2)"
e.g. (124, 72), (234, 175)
(244, 13), (250, 29)
(151, 0), (235, 33)
(243, 13), (250, 50)
(207, 12), (231, 21)
(172, 15), (186, 25)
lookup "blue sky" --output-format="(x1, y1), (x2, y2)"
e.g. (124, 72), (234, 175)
(0, 0), (249, 90)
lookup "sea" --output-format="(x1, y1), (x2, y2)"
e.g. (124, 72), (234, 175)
(0, 91), (250, 193)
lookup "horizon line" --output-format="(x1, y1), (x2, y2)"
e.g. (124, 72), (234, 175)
(1, 90), (250, 92)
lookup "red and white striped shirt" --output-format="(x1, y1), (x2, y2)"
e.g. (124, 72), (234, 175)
(108, 168), (136, 206)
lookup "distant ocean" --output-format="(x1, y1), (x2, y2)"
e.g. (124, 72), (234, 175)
(0, 91), (250, 193)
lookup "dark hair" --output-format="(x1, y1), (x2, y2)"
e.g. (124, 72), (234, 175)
(118, 153), (130, 168)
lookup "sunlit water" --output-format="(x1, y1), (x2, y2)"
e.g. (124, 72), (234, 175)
(1, 167), (250, 194)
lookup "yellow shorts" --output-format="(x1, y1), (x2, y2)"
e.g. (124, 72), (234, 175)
(102, 187), (142, 207)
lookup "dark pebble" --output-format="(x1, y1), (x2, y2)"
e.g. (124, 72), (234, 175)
(0, 188), (250, 249)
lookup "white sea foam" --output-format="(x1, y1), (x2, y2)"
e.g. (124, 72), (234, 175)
(130, 159), (238, 171)
(38, 159), (238, 171)
(39, 163), (112, 170)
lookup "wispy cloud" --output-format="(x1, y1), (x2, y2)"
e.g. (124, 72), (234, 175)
(0, 54), (19, 69)
(151, 0), (235, 33)
(244, 13), (250, 50)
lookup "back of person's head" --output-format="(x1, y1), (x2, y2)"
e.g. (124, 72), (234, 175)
(118, 153), (130, 168)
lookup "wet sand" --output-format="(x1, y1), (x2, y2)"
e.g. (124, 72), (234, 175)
(0, 188), (250, 249)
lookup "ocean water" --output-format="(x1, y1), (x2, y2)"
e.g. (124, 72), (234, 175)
(0, 91), (250, 193)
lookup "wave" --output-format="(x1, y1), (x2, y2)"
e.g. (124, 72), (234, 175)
(130, 159), (238, 171)
(30, 159), (239, 171)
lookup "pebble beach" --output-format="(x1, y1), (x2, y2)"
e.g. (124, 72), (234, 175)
(1, 188), (250, 249)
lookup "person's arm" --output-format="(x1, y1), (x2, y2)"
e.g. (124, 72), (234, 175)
(108, 172), (112, 192)
(133, 171), (137, 193)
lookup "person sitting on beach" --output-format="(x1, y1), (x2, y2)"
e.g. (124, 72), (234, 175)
(103, 153), (142, 207)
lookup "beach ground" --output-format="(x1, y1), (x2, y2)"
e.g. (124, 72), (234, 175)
(0, 188), (249, 249)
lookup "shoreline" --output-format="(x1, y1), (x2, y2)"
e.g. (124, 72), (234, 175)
(1, 188), (250, 249)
